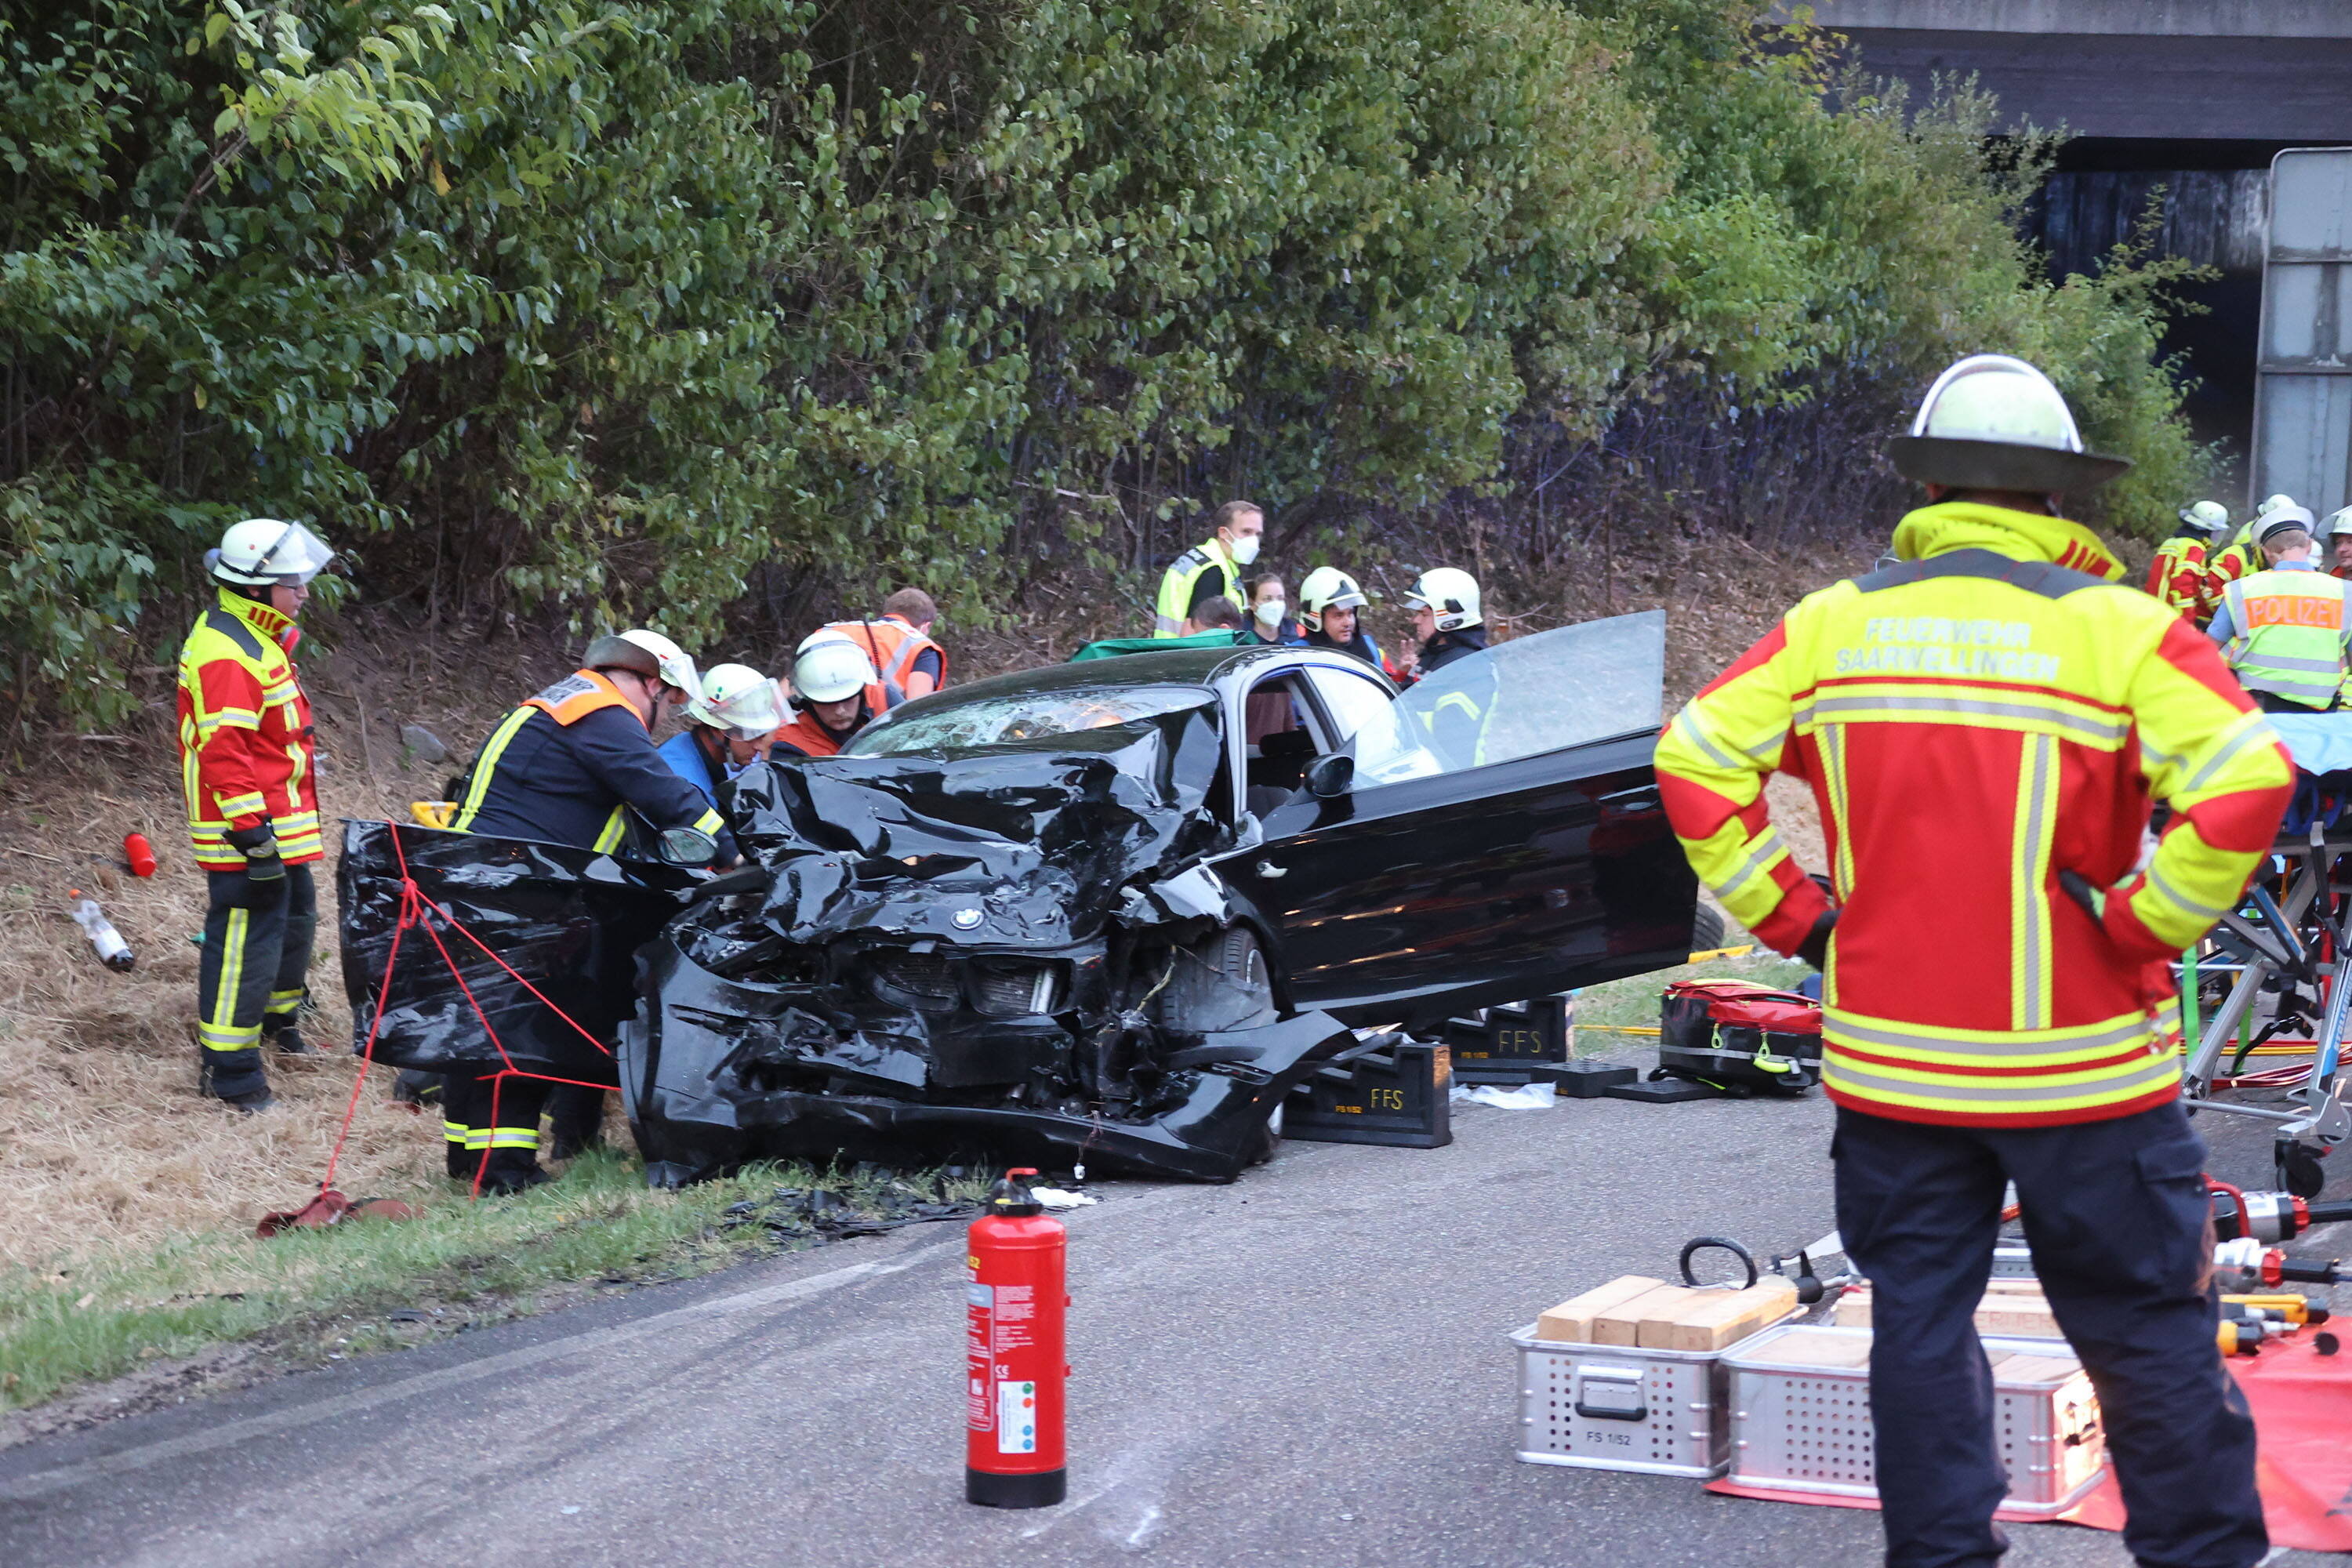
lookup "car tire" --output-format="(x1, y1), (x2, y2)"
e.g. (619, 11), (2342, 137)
(1692, 903), (1727, 956)
(1155, 927), (1278, 1033)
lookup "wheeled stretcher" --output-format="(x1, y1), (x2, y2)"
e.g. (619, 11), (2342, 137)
(2180, 715), (2352, 1192)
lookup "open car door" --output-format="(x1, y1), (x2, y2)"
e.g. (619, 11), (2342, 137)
(1210, 612), (1696, 1028)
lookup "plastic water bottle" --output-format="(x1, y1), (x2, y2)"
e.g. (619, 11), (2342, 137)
(67, 890), (134, 971)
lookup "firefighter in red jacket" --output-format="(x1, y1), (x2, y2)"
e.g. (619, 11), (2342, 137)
(1657, 355), (2289, 1568)
(2144, 499), (2224, 619)
(176, 519), (338, 1110)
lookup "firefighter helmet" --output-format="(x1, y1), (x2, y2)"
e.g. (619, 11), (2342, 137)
(793, 637), (876, 704)
(583, 629), (702, 702)
(2256, 493), (2298, 518)
(1298, 566), (1370, 632)
(1886, 354), (2129, 494)
(1402, 567), (1482, 631)
(207, 518), (336, 587)
(2178, 500), (2228, 534)
(685, 662), (785, 740)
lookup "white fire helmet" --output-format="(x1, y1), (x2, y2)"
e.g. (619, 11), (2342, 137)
(793, 635), (876, 705)
(686, 662), (785, 739)
(1298, 566), (1369, 632)
(583, 629), (702, 703)
(2177, 500), (2228, 534)
(1402, 567), (1482, 632)
(206, 518), (336, 587)
(1885, 354), (2128, 494)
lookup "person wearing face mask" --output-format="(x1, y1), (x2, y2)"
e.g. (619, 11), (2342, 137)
(1297, 566), (1390, 673)
(1243, 575), (1298, 644)
(1152, 499), (1262, 637)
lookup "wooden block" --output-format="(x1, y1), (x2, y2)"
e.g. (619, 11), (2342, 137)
(1755, 1330), (1873, 1369)
(1981, 1278), (2046, 1295)
(1652, 1278), (1802, 1351)
(1536, 1276), (1665, 1344)
(1993, 1354), (2080, 1385)
(1592, 1284), (1698, 1345)
(1831, 1289), (1874, 1327)
(1975, 1300), (2063, 1338)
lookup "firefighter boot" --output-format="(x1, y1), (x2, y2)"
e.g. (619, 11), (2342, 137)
(199, 1047), (274, 1112)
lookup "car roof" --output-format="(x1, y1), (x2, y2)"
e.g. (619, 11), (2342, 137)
(881, 641), (1380, 720)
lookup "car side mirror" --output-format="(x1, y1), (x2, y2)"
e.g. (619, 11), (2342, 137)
(1305, 753), (1354, 799)
(657, 826), (718, 865)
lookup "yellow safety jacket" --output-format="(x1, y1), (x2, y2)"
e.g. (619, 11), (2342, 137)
(175, 590), (321, 871)
(1655, 501), (2293, 1128)
(1152, 541), (1246, 637)
(2220, 568), (2352, 709)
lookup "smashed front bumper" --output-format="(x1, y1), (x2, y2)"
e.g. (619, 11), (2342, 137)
(619, 937), (1355, 1186)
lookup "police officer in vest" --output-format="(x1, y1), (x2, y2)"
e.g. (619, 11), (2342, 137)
(445, 630), (733, 1191)
(176, 519), (338, 1110)
(1152, 500), (1261, 637)
(1659, 354), (2288, 1568)
(2208, 505), (2351, 712)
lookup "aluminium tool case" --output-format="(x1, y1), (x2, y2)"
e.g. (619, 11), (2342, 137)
(1658, 979), (1823, 1094)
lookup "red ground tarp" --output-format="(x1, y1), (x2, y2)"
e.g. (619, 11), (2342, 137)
(1704, 1337), (2352, 1552)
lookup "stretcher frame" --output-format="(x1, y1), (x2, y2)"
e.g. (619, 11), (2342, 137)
(2180, 819), (2352, 1184)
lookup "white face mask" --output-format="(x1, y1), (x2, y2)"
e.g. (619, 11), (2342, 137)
(1254, 597), (1286, 627)
(1226, 532), (1261, 566)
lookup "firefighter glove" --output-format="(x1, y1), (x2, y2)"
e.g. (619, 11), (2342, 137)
(2057, 868), (2104, 924)
(225, 821), (285, 883)
(1796, 907), (1838, 971)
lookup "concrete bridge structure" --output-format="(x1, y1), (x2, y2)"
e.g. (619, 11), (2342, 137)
(1781, 2), (2352, 475)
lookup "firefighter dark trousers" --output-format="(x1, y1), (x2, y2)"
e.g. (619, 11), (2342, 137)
(197, 862), (315, 1100)
(441, 1071), (606, 1186)
(1832, 1102), (2265, 1568)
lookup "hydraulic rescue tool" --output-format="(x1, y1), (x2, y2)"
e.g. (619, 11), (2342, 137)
(2213, 1236), (2346, 1289)
(2205, 1181), (2352, 1244)
(966, 1168), (1068, 1508)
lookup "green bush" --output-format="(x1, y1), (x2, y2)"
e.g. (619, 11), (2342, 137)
(0, 0), (2209, 728)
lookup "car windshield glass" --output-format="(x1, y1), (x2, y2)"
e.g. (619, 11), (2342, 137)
(844, 684), (1214, 755)
(1343, 611), (1665, 783)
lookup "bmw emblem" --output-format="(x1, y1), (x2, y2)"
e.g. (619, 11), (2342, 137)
(952, 908), (984, 931)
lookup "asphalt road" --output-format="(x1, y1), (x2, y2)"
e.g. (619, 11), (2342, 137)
(2, 1087), (2345, 1568)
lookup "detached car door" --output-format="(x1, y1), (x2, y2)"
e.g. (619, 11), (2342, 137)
(1210, 612), (1696, 1028)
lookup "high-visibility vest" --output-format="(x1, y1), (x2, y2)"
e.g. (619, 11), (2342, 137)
(2143, 535), (2207, 619)
(1656, 499), (2294, 1130)
(821, 616), (946, 711)
(1152, 541), (1244, 637)
(175, 590), (321, 871)
(453, 670), (652, 851)
(2223, 569), (2352, 708)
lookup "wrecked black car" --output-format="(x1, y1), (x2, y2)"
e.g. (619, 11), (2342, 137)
(341, 611), (1697, 1185)
(624, 611), (1696, 1183)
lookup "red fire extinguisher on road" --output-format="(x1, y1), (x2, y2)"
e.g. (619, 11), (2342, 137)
(966, 1167), (1068, 1508)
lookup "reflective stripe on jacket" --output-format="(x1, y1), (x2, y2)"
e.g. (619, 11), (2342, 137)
(176, 590), (321, 869)
(1152, 542), (1243, 637)
(451, 670), (728, 855)
(1655, 501), (2293, 1129)
(2143, 535), (2207, 619)
(821, 615), (947, 711)
(2221, 569), (2352, 709)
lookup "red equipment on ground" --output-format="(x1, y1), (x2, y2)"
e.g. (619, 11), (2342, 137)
(966, 1168), (1068, 1508)
(123, 832), (157, 877)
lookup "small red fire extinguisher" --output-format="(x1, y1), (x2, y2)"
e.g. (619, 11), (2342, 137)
(966, 1167), (1067, 1508)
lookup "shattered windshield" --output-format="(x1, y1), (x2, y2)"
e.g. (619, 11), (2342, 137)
(844, 684), (1214, 756)
(1345, 610), (1666, 783)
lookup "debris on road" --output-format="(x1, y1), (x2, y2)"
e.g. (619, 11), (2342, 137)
(1452, 1081), (1557, 1109)
(720, 1181), (982, 1243)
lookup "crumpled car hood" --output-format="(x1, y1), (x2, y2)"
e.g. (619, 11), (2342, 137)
(718, 710), (1226, 952)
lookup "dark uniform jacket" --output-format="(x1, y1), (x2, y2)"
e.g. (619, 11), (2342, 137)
(452, 670), (733, 859)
